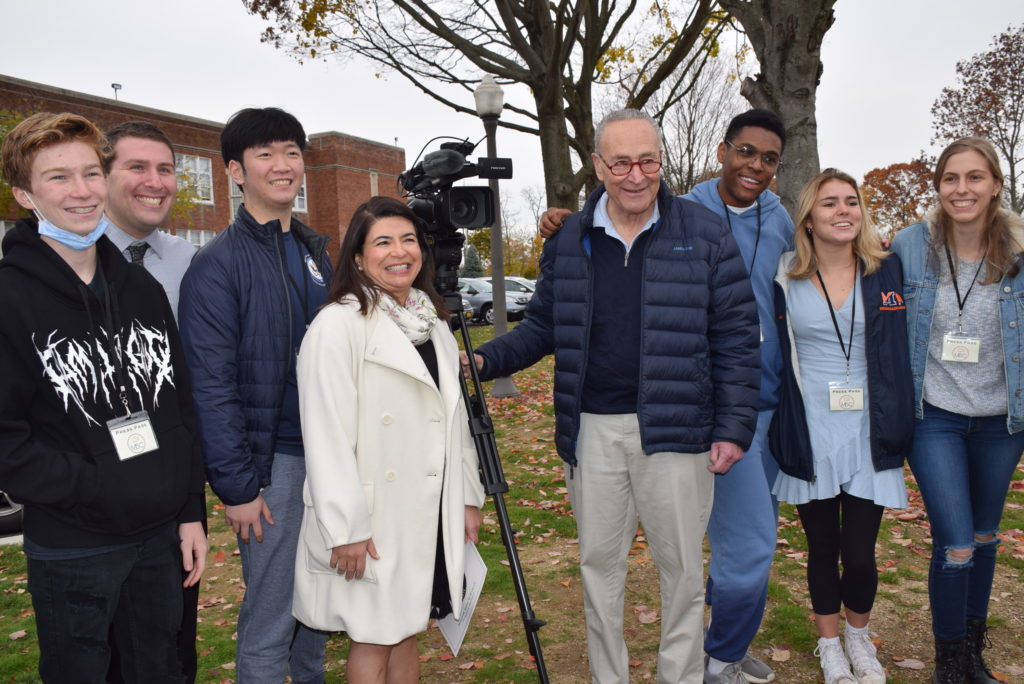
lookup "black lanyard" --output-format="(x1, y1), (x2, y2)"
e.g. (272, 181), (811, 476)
(96, 261), (134, 416)
(721, 198), (762, 275)
(284, 232), (313, 327)
(943, 243), (985, 331)
(816, 264), (858, 377)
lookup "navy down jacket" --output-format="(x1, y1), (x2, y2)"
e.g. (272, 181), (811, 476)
(477, 182), (760, 464)
(179, 206), (331, 506)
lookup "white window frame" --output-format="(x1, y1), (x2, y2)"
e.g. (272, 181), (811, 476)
(292, 174), (308, 213)
(229, 182), (243, 220)
(182, 229), (216, 248)
(176, 154), (214, 205)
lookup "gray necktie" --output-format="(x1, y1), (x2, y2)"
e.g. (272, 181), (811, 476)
(126, 242), (150, 265)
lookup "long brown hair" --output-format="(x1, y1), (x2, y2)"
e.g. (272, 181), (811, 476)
(931, 137), (1019, 284)
(326, 196), (449, 318)
(788, 168), (888, 279)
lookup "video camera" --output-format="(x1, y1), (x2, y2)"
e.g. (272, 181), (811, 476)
(399, 139), (512, 296)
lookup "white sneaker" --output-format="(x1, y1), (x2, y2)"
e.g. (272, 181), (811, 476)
(815, 638), (857, 684)
(843, 630), (886, 684)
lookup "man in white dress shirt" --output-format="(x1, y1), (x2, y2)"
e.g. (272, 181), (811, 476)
(102, 121), (195, 319)
(101, 120), (202, 683)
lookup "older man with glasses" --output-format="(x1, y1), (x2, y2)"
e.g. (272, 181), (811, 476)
(466, 108), (761, 683)
(540, 109), (793, 684)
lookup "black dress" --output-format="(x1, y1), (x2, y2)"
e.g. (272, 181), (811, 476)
(414, 339), (455, 619)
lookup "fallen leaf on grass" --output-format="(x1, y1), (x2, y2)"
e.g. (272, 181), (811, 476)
(220, 662), (235, 670)
(493, 652), (513, 660)
(637, 611), (659, 624)
(629, 658), (643, 668)
(457, 661), (484, 670)
(439, 653), (453, 661)
(214, 551), (227, 563)
(9, 630), (26, 640)
(992, 673), (1009, 682)
(770, 647), (791, 662)
(893, 658), (926, 670)
(417, 654), (431, 662)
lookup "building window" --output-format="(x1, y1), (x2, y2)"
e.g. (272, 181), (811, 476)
(176, 155), (214, 205)
(182, 229), (217, 248)
(229, 182), (243, 219)
(293, 175), (308, 213)
(229, 175), (307, 218)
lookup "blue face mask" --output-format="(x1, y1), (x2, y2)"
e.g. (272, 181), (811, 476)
(25, 194), (110, 251)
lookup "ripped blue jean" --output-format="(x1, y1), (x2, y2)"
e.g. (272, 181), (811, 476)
(908, 403), (1024, 639)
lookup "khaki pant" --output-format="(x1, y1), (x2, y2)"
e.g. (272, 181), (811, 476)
(566, 413), (714, 684)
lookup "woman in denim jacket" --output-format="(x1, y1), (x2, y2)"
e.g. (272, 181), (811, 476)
(891, 137), (1024, 684)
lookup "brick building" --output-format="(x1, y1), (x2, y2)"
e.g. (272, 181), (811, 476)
(0, 74), (405, 250)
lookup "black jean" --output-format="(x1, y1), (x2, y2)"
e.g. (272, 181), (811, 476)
(27, 525), (185, 684)
(797, 491), (884, 616)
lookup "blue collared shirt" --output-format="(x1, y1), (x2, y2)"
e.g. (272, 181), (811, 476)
(105, 222), (196, 320)
(591, 192), (661, 252)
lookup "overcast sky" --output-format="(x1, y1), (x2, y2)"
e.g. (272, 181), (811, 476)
(2, 1), (1022, 229)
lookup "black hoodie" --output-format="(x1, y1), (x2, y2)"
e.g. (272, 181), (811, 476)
(0, 219), (204, 548)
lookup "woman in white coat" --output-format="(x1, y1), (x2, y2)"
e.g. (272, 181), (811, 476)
(293, 196), (486, 683)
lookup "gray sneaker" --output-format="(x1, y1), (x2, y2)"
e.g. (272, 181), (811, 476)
(739, 652), (776, 683)
(705, 660), (747, 684)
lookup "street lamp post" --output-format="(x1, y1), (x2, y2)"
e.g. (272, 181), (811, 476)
(474, 75), (519, 398)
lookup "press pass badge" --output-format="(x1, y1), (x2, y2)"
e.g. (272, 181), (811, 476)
(941, 332), (981, 363)
(107, 411), (159, 460)
(829, 382), (864, 411)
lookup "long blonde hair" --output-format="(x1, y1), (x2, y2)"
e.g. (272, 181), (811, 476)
(788, 168), (887, 279)
(931, 137), (1019, 284)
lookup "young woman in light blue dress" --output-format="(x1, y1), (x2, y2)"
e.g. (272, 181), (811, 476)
(770, 169), (915, 684)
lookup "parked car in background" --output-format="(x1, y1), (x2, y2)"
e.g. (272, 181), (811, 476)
(458, 296), (474, 322)
(458, 277), (528, 324)
(0, 490), (23, 535)
(489, 277), (536, 300)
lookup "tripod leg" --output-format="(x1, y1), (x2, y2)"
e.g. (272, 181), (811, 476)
(452, 312), (550, 683)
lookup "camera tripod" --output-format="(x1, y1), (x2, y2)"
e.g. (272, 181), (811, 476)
(448, 296), (549, 683)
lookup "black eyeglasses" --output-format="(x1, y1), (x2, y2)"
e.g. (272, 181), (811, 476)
(724, 140), (782, 170)
(596, 155), (663, 177)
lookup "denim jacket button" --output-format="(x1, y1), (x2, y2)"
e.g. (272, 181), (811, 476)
(1011, 321), (1018, 328)
(1004, 286), (1012, 293)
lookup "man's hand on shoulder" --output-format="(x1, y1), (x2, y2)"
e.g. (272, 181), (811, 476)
(708, 441), (744, 474)
(539, 207), (571, 239)
(226, 494), (275, 543)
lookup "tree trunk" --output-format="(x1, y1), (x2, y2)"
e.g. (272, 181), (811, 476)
(535, 92), (581, 210)
(722, 0), (836, 215)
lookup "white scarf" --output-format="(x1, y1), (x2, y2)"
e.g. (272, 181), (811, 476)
(375, 288), (439, 345)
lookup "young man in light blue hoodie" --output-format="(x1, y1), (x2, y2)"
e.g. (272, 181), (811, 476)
(540, 109), (793, 684)
(685, 109), (792, 684)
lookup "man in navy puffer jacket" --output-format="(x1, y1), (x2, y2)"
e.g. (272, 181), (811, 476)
(468, 109), (760, 684)
(179, 108), (331, 683)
